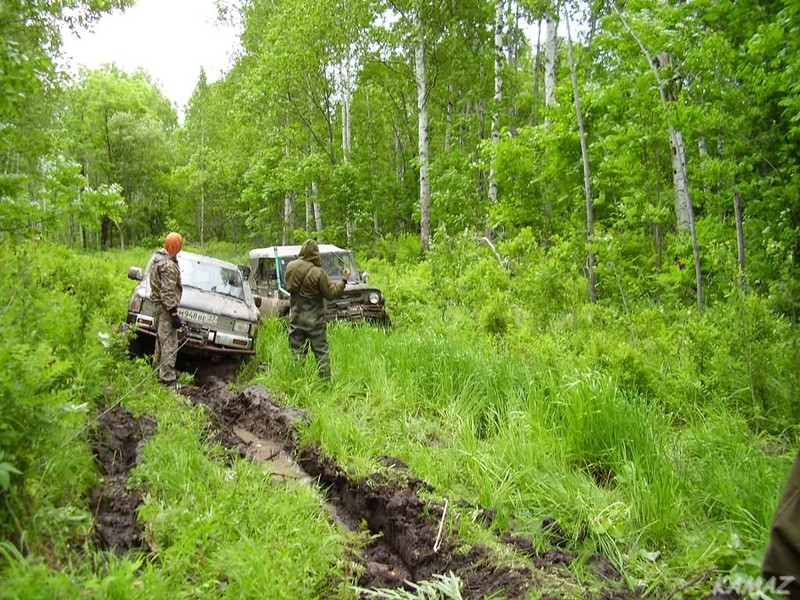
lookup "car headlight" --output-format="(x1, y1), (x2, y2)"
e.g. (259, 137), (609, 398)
(368, 292), (380, 305)
(249, 322), (259, 337)
(233, 321), (250, 334)
(129, 295), (143, 312)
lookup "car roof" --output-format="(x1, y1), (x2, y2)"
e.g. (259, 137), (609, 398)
(178, 250), (239, 270)
(249, 244), (346, 259)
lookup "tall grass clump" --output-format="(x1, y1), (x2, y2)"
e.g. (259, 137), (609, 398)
(125, 394), (348, 598)
(0, 241), (138, 550)
(255, 232), (798, 593)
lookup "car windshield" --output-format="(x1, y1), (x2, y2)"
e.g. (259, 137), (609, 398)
(275, 251), (360, 283)
(321, 252), (359, 280)
(180, 257), (245, 300)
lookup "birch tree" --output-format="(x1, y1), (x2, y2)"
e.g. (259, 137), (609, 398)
(413, 5), (431, 252)
(612, 3), (704, 312)
(563, 2), (596, 302)
(487, 0), (505, 240)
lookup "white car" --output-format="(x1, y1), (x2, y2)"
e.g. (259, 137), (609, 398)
(123, 251), (261, 357)
(248, 244), (390, 326)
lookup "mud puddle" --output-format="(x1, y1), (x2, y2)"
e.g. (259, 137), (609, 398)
(233, 426), (312, 483)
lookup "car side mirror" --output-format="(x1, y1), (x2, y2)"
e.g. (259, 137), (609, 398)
(361, 271), (369, 283)
(128, 266), (143, 281)
(238, 265), (251, 279)
(253, 295), (262, 308)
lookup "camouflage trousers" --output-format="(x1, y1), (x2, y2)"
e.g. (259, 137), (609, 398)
(153, 305), (179, 383)
(288, 320), (331, 380)
(763, 449), (800, 598)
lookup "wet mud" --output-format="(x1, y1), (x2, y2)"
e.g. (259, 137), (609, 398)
(88, 354), (647, 597)
(183, 366), (644, 599)
(89, 404), (154, 553)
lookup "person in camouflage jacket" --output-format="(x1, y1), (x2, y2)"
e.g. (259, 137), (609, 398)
(149, 232), (184, 387)
(762, 449), (800, 598)
(284, 239), (350, 380)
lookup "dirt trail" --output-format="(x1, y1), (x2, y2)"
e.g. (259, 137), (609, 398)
(88, 355), (642, 597)
(185, 367), (640, 599)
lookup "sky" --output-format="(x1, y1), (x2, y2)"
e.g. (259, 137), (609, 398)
(60, 0), (241, 114)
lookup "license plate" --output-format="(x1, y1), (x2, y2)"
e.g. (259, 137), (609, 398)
(178, 308), (218, 326)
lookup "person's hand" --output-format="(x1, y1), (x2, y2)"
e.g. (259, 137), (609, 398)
(342, 268), (351, 281)
(169, 308), (182, 329)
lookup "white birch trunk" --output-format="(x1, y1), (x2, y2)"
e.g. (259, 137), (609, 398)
(311, 180), (323, 235)
(532, 18), (542, 125)
(486, 0), (505, 241)
(283, 193), (294, 245)
(613, 4), (703, 312)
(305, 193), (312, 232)
(544, 11), (558, 109)
(340, 64), (352, 161)
(414, 8), (431, 252)
(669, 127), (692, 230)
(488, 0), (504, 219)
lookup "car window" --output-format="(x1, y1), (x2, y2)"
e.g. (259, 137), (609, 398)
(321, 252), (358, 280)
(271, 250), (359, 284)
(180, 258), (246, 300)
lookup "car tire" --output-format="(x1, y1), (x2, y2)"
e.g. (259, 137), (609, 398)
(129, 333), (155, 358)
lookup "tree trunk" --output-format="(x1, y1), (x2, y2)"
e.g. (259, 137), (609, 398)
(734, 189), (746, 292)
(314, 200), (323, 236)
(200, 99), (206, 248)
(531, 18), (542, 125)
(340, 64), (352, 161)
(544, 9), (558, 110)
(100, 215), (111, 250)
(309, 179), (324, 236)
(414, 7), (431, 252)
(116, 222), (125, 250)
(283, 193), (294, 245)
(487, 0), (504, 240)
(564, 2), (596, 303)
(444, 82), (453, 152)
(507, 0), (519, 131)
(200, 185), (205, 247)
(305, 192), (312, 232)
(669, 127), (692, 230)
(613, 4), (704, 313)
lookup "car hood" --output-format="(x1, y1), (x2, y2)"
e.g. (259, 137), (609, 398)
(180, 287), (260, 322)
(340, 282), (385, 296)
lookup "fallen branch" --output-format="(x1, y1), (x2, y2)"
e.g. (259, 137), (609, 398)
(433, 498), (448, 553)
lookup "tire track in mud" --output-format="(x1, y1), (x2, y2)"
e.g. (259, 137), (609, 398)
(85, 357), (714, 599)
(184, 365), (639, 599)
(90, 405), (154, 553)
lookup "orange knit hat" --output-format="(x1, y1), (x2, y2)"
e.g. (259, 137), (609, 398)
(164, 232), (183, 257)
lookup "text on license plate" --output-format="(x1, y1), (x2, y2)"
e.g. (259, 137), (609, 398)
(178, 309), (218, 326)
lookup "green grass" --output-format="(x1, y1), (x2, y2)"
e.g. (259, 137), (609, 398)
(254, 299), (795, 595)
(1, 241), (797, 598)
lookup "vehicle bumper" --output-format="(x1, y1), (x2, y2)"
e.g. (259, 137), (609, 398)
(122, 315), (256, 356)
(325, 305), (390, 325)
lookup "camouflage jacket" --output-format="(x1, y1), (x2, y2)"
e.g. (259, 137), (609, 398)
(149, 248), (183, 310)
(284, 240), (345, 324)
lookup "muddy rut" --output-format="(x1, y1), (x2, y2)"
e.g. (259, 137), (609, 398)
(90, 405), (154, 553)
(90, 358), (640, 597)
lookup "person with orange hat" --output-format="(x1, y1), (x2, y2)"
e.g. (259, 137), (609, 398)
(149, 231), (184, 388)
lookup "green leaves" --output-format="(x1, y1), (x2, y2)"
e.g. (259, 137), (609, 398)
(0, 454), (22, 492)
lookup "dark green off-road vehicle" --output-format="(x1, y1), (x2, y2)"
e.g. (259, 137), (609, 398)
(247, 244), (390, 326)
